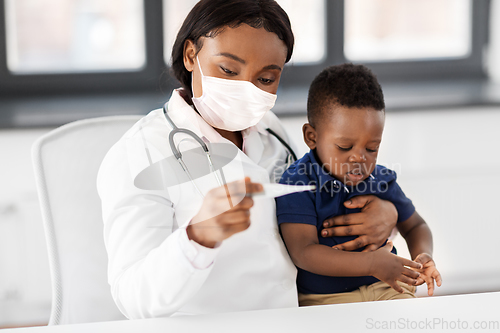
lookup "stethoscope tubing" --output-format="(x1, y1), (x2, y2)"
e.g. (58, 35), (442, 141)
(162, 102), (297, 197)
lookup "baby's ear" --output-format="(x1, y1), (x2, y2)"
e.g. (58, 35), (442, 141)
(302, 123), (317, 150)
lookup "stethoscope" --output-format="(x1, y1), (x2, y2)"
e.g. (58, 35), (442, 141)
(162, 103), (297, 197)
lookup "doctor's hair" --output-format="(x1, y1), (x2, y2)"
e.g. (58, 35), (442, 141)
(170, 0), (294, 96)
(306, 63), (385, 128)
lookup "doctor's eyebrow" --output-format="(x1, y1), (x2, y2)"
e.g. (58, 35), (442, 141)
(215, 52), (282, 71)
(216, 52), (246, 64)
(262, 64), (282, 71)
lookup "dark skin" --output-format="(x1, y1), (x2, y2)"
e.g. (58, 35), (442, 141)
(280, 105), (442, 295)
(182, 24), (398, 254)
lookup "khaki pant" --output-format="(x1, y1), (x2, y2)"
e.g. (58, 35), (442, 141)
(298, 281), (416, 306)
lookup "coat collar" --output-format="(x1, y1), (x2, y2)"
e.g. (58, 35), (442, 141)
(166, 89), (223, 144)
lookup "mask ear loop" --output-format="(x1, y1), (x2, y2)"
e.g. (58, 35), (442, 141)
(191, 56), (205, 99)
(191, 72), (196, 100)
(196, 55), (205, 76)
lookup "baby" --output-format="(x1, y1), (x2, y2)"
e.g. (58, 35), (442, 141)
(276, 63), (442, 306)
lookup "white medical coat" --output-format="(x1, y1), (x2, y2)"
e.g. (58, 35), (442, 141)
(97, 89), (298, 319)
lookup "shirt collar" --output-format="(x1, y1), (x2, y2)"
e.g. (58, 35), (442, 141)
(308, 150), (341, 191)
(308, 150), (377, 193)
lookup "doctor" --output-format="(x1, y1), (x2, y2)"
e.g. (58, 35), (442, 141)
(97, 0), (399, 319)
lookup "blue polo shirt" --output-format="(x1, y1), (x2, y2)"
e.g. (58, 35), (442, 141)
(275, 150), (415, 294)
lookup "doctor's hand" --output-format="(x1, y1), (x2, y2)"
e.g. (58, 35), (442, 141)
(187, 177), (263, 248)
(321, 195), (397, 252)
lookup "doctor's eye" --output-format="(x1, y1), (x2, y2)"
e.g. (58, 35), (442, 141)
(336, 145), (352, 151)
(259, 77), (275, 85)
(220, 66), (237, 75)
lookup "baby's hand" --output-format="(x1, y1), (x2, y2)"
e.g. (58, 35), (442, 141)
(370, 241), (422, 293)
(413, 253), (442, 296)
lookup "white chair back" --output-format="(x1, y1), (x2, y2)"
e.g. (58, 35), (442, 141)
(32, 116), (142, 325)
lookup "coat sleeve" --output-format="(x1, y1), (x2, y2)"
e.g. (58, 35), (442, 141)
(97, 138), (218, 319)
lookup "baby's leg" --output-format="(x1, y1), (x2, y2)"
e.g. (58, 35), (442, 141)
(298, 289), (363, 306)
(298, 281), (416, 306)
(366, 281), (416, 301)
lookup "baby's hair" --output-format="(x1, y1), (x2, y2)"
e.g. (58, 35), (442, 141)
(307, 63), (385, 127)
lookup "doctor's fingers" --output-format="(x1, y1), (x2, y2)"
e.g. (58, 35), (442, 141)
(209, 195), (254, 214)
(323, 212), (364, 227)
(189, 218), (250, 241)
(331, 235), (369, 251)
(194, 195), (253, 224)
(219, 220), (251, 236)
(231, 196), (254, 210)
(320, 224), (365, 238)
(217, 209), (252, 225)
(209, 178), (263, 198)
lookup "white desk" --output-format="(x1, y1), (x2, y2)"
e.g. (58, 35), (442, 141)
(3, 292), (499, 333)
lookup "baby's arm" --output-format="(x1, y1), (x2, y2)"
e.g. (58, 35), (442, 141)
(397, 212), (442, 296)
(280, 222), (422, 293)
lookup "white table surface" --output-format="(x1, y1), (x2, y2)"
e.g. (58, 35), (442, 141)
(3, 292), (499, 333)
